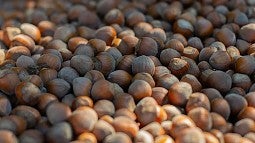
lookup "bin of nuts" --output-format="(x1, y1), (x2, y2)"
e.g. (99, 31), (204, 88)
(0, 0), (254, 143)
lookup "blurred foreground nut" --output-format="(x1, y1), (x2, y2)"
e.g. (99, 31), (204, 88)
(151, 87), (168, 105)
(128, 80), (152, 101)
(188, 107), (213, 131)
(155, 135), (174, 143)
(238, 107), (255, 121)
(168, 82), (192, 106)
(134, 130), (154, 143)
(203, 132), (220, 143)
(211, 98), (231, 120)
(19, 129), (44, 143)
(46, 102), (72, 125)
(113, 116), (139, 138)
(11, 105), (41, 128)
(114, 108), (137, 121)
(141, 122), (165, 138)
(175, 127), (206, 143)
(234, 118), (255, 136)
(103, 132), (132, 143)
(0, 130), (18, 143)
(68, 106), (98, 135)
(78, 132), (97, 143)
(92, 120), (115, 142)
(224, 133), (242, 143)
(0, 96), (12, 116)
(46, 122), (73, 143)
(0, 115), (27, 135)
(245, 92), (255, 107)
(15, 81), (41, 106)
(37, 93), (58, 113)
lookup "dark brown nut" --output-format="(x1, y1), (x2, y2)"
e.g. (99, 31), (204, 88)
(235, 56), (255, 75)
(58, 67), (79, 84)
(38, 68), (57, 85)
(94, 100), (115, 118)
(151, 87), (168, 105)
(163, 3), (182, 22)
(0, 130), (18, 143)
(135, 37), (158, 56)
(67, 4), (87, 21)
(68, 106), (98, 135)
(224, 133), (242, 143)
(106, 47), (122, 62)
(165, 39), (184, 53)
(149, 56), (162, 67)
(236, 39), (251, 55)
(215, 28), (236, 47)
(113, 116), (139, 138)
(72, 77), (92, 97)
(153, 66), (170, 80)
(188, 37), (203, 51)
(92, 120), (115, 142)
(72, 95), (93, 110)
(103, 132), (132, 143)
(88, 38), (107, 54)
(117, 55), (136, 74)
(170, 34), (187, 47)
(37, 53), (62, 71)
(204, 132), (220, 143)
(181, 56), (200, 77)
(128, 80), (152, 101)
(104, 9), (124, 26)
(182, 46), (199, 60)
(6, 46), (31, 61)
(133, 22), (153, 38)
(16, 55), (35, 69)
(37, 93), (58, 113)
(225, 93), (248, 115)
(238, 107), (255, 120)
(113, 93), (136, 112)
(114, 108), (137, 121)
(46, 122), (73, 143)
(194, 17), (213, 37)
(68, 37), (88, 53)
(0, 69), (21, 95)
(134, 130), (154, 143)
(19, 129), (44, 143)
(156, 73), (179, 90)
(132, 72), (155, 88)
(239, 23), (255, 42)
(209, 50), (232, 70)
(11, 105), (41, 128)
(20, 23), (41, 43)
(211, 98), (230, 120)
(0, 96), (12, 116)
(170, 114), (196, 138)
(37, 21), (55, 37)
(77, 26), (95, 39)
(168, 82), (192, 106)
(199, 47), (217, 62)
(94, 52), (116, 76)
(46, 78), (71, 99)
(91, 79), (123, 101)
(53, 25), (76, 42)
(108, 70), (132, 89)
(117, 35), (139, 55)
(0, 115), (25, 135)
(173, 19), (194, 37)
(210, 112), (227, 131)
(228, 87), (246, 96)
(168, 57), (189, 77)
(201, 88), (223, 102)
(206, 70), (232, 93)
(132, 55), (155, 75)
(181, 74), (202, 92)
(206, 11), (226, 28)
(141, 122), (165, 138)
(234, 118), (255, 136)
(232, 73), (252, 92)
(46, 102), (72, 125)
(149, 28), (167, 42)
(245, 92), (255, 107)
(77, 132), (97, 143)
(188, 107), (212, 131)
(160, 48), (181, 66)
(70, 55), (94, 76)
(15, 81), (41, 106)
(11, 34), (35, 53)
(84, 70), (105, 83)
(95, 26), (116, 46)
(134, 97), (158, 126)
(118, 29), (135, 39)
(126, 11), (146, 27)
(186, 92), (210, 113)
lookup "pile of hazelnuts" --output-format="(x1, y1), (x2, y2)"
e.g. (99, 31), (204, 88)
(0, 0), (254, 142)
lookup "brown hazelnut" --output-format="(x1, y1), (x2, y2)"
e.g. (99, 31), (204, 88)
(84, 70), (105, 83)
(113, 93), (136, 112)
(20, 23), (41, 43)
(235, 55), (255, 75)
(132, 55), (155, 75)
(168, 82), (192, 106)
(225, 93), (248, 115)
(128, 80), (152, 101)
(46, 78), (71, 99)
(92, 120), (115, 142)
(136, 37), (158, 56)
(70, 55), (94, 76)
(94, 100), (115, 118)
(108, 70), (132, 89)
(95, 26), (117, 46)
(19, 129), (44, 143)
(94, 52), (116, 76)
(188, 107), (212, 131)
(72, 77), (92, 97)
